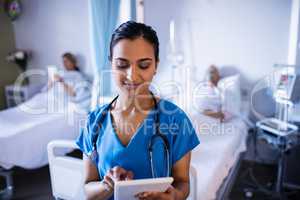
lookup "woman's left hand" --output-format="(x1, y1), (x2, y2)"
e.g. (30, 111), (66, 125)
(135, 186), (176, 200)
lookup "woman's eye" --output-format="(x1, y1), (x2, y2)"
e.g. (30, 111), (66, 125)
(117, 64), (129, 69)
(139, 62), (151, 69)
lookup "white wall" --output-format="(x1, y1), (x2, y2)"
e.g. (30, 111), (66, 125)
(144, 0), (292, 90)
(12, 0), (92, 83)
(295, 0), (300, 67)
(288, 0), (300, 65)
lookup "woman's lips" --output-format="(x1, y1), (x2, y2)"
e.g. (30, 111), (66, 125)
(123, 82), (142, 90)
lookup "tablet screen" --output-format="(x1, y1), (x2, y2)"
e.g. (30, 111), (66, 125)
(114, 177), (173, 200)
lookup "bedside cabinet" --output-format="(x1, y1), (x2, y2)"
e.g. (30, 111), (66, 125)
(5, 84), (43, 108)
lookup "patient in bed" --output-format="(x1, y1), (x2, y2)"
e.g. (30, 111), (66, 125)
(198, 65), (231, 122)
(29, 53), (91, 112)
(46, 53), (80, 96)
(0, 54), (89, 170)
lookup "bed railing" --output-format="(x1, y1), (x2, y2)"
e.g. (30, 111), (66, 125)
(48, 140), (85, 200)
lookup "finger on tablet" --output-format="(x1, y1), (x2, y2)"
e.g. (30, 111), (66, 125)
(126, 170), (134, 180)
(112, 166), (127, 180)
(103, 175), (114, 188)
(106, 169), (115, 182)
(134, 192), (146, 199)
(166, 185), (175, 192)
(135, 191), (158, 200)
(106, 169), (113, 177)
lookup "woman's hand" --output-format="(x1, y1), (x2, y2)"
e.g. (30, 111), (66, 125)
(53, 74), (64, 82)
(103, 166), (134, 189)
(203, 110), (225, 122)
(51, 74), (77, 96)
(47, 74), (63, 90)
(135, 186), (176, 200)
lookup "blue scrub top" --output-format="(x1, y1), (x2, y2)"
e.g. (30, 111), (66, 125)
(76, 99), (200, 199)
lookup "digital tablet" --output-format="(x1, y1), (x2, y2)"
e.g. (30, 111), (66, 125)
(47, 65), (58, 81)
(114, 177), (173, 200)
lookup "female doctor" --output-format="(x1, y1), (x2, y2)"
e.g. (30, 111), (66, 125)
(76, 21), (200, 200)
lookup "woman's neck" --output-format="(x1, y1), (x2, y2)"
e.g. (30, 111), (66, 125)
(114, 91), (155, 115)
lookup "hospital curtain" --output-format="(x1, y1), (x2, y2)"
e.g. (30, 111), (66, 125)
(130, 0), (136, 20)
(90, 0), (121, 109)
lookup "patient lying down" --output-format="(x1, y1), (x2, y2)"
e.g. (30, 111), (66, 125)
(198, 65), (231, 122)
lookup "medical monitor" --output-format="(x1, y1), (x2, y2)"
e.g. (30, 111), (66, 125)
(274, 66), (300, 103)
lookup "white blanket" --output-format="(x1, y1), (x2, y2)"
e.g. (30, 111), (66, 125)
(189, 113), (248, 200)
(0, 84), (88, 169)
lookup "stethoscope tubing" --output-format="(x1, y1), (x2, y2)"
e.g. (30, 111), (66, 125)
(89, 92), (171, 178)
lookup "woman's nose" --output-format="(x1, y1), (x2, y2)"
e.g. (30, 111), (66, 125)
(126, 66), (139, 81)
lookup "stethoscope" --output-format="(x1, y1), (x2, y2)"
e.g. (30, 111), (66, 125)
(88, 91), (170, 178)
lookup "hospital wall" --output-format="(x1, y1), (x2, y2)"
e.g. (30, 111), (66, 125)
(144, 0), (292, 92)
(0, 3), (19, 110)
(296, 2), (300, 67)
(12, 0), (92, 83)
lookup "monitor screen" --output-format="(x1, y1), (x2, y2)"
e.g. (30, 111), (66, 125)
(274, 66), (300, 103)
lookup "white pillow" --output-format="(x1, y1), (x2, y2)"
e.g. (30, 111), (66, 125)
(218, 74), (241, 117)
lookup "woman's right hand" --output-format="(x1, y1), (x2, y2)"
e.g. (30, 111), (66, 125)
(53, 74), (64, 82)
(103, 166), (134, 189)
(203, 110), (225, 122)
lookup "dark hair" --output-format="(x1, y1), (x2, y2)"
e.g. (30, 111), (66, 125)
(62, 52), (80, 71)
(109, 21), (159, 62)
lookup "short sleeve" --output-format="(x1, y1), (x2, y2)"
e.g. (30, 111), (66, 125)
(76, 105), (108, 157)
(171, 111), (200, 165)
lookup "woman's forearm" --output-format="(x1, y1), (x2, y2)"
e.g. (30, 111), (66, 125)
(203, 110), (224, 119)
(173, 181), (190, 200)
(84, 181), (113, 200)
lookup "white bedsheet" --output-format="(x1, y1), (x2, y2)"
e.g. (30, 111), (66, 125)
(0, 92), (87, 170)
(189, 113), (248, 200)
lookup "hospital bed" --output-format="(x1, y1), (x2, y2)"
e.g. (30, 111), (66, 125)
(190, 113), (248, 200)
(0, 107), (85, 170)
(47, 140), (198, 200)
(0, 79), (92, 170)
(172, 72), (249, 199)
(0, 92), (89, 199)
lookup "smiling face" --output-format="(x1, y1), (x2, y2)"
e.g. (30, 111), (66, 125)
(111, 37), (158, 97)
